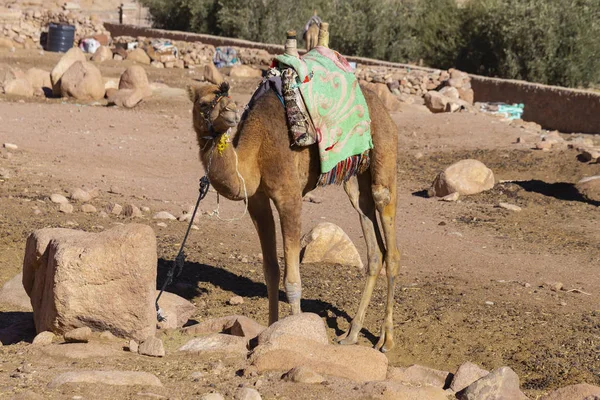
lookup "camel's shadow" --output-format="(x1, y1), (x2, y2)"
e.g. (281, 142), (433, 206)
(0, 311), (35, 345)
(157, 258), (378, 344)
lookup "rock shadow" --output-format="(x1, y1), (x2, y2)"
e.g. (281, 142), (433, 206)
(0, 312), (35, 344)
(156, 258), (378, 344)
(515, 179), (600, 206)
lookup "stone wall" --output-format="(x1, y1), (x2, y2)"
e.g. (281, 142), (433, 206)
(471, 75), (600, 134)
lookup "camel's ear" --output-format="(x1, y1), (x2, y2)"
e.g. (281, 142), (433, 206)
(187, 84), (201, 103)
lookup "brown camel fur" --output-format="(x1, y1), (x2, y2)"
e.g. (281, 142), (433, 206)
(188, 82), (401, 352)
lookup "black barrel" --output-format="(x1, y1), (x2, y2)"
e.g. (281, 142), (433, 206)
(46, 23), (75, 53)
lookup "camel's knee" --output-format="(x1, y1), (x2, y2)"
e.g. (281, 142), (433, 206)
(372, 184), (391, 209)
(366, 252), (384, 277)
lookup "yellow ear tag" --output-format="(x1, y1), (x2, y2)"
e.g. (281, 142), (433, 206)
(216, 132), (229, 155)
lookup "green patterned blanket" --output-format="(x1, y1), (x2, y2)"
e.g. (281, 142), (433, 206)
(275, 48), (373, 185)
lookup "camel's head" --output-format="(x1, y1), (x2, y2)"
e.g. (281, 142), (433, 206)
(188, 82), (239, 138)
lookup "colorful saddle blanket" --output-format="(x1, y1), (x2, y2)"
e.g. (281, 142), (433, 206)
(274, 47), (373, 186)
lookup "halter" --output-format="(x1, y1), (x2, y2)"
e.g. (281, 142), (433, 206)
(199, 82), (231, 138)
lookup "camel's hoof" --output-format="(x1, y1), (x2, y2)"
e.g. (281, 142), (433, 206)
(375, 334), (395, 353)
(337, 330), (358, 346)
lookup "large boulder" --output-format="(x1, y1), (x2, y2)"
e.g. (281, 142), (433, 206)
(450, 361), (490, 392)
(126, 48), (151, 65)
(576, 175), (600, 203)
(119, 65), (149, 90)
(424, 91), (449, 113)
(91, 46), (113, 63)
(429, 159), (495, 197)
(106, 88), (145, 108)
(300, 222), (363, 269)
(3, 78), (34, 97)
(50, 47), (86, 96)
(457, 367), (528, 400)
(229, 65), (262, 79)
(60, 61), (105, 100)
(387, 365), (452, 388)
(540, 383), (600, 400)
(22, 224), (157, 341)
(24, 68), (51, 92)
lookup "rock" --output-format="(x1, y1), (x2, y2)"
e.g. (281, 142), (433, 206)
(229, 65), (262, 79)
(126, 48), (151, 65)
(457, 87), (475, 104)
(129, 339), (138, 352)
(283, 366), (325, 384)
(450, 361), (490, 392)
(81, 204), (97, 213)
(106, 203), (123, 216)
(300, 222), (363, 268)
(157, 222), (167, 228)
(138, 336), (165, 357)
(235, 388), (262, 400)
(576, 176), (600, 202)
(179, 333), (248, 356)
(91, 46), (112, 63)
(0, 272), (32, 311)
(457, 366), (527, 400)
(359, 81), (402, 112)
(60, 61), (105, 100)
(22, 224), (157, 341)
(183, 315), (266, 339)
(119, 65), (151, 94)
(151, 61), (164, 68)
(387, 365), (452, 388)
(257, 313), (328, 346)
(204, 63), (224, 85)
(441, 192), (460, 202)
(64, 327), (92, 343)
(429, 159), (495, 197)
(439, 86), (460, 100)
(153, 211), (176, 220)
(200, 394), (224, 400)
(41, 343), (122, 359)
(107, 88), (146, 108)
(540, 383), (600, 400)
(48, 370), (162, 388)
(362, 380), (449, 400)
(156, 291), (195, 330)
(4, 78), (34, 97)
(251, 334), (388, 382)
(59, 203), (74, 214)
(536, 141), (553, 151)
(70, 188), (91, 202)
(114, 54), (124, 61)
(0, 168), (10, 179)
(32, 331), (55, 346)
(121, 204), (143, 218)
(424, 91), (449, 113)
(228, 295), (244, 305)
(50, 193), (69, 204)
(499, 202), (521, 212)
(100, 331), (117, 340)
(3, 143), (18, 150)
(51, 47), (87, 96)
(174, 59), (185, 69)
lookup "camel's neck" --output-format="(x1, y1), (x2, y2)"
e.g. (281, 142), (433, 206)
(198, 128), (260, 201)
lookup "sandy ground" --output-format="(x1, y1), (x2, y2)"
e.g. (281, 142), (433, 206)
(0, 49), (599, 399)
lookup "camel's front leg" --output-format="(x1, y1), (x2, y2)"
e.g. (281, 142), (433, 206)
(248, 192), (280, 325)
(274, 195), (303, 315)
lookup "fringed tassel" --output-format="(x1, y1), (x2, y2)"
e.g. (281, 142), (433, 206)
(317, 150), (371, 187)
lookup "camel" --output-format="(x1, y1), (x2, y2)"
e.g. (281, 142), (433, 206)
(187, 81), (401, 352)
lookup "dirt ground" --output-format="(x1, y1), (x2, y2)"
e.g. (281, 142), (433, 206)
(1, 49), (599, 399)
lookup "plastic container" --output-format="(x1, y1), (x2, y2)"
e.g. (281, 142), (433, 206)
(46, 23), (75, 53)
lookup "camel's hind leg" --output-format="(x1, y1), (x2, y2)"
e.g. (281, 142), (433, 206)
(338, 174), (386, 346)
(373, 180), (401, 352)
